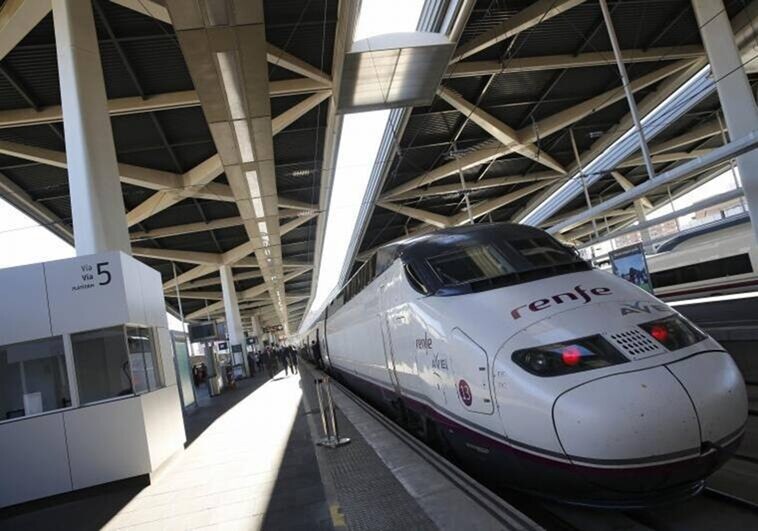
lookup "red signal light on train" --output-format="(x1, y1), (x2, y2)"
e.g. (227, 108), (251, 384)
(649, 324), (669, 343)
(561, 345), (582, 366)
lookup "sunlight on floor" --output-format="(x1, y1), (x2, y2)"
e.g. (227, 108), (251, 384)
(103, 373), (303, 530)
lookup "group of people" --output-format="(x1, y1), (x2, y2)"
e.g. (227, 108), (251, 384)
(247, 344), (299, 380)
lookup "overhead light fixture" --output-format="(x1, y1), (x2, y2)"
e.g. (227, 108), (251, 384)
(258, 220), (270, 247)
(233, 120), (255, 163)
(216, 52), (245, 120)
(245, 170), (265, 218)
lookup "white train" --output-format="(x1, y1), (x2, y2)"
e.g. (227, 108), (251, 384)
(648, 214), (758, 301)
(304, 223), (747, 507)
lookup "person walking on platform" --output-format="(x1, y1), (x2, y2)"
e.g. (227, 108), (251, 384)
(247, 351), (256, 377)
(277, 345), (291, 376)
(288, 346), (299, 374)
(262, 346), (276, 379)
(312, 340), (323, 369)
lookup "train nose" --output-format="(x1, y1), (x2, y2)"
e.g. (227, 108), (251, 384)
(553, 366), (703, 493)
(666, 351), (747, 449)
(552, 353), (747, 495)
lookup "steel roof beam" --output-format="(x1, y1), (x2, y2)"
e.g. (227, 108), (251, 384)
(376, 202), (452, 228)
(184, 270), (263, 290)
(0, 139), (183, 190)
(384, 61), (689, 202)
(132, 247), (223, 265)
(647, 119), (723, 155)
(126, 154), (224, 226)
(547, 130), (758, 234)
(184, 267), (312, 320)
(131, 211), (316, 242)
(110, 0), (169, 23)
(0, 90), (199, 130)
(271, 91), (331, 135)
(166, 291), (223, 301)
(446, 45), (705, 78)
(451, 0), (586, 63)
(518, 59), (695, 143)
(610, 171), (653, 210)
(0, 0), (51, 61)
(386, 171), (560, 201)
(451, 179), (555, 225)
(381, 139), (507, 199)
(617, 149), (712, 169)
(514, 58), (708, 223)
(437, 87), (566, 174)
(266, 43), (332, 87)
(0, 79), (327, 129)
(130, 216), (244, 241)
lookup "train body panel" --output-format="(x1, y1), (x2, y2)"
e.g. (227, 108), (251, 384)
(307, 222), (747, 506)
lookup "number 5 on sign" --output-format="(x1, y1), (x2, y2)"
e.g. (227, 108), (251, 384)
(97, 262), (111, 285)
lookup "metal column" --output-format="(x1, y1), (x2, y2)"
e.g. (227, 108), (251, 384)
(599, 0), (656, 252)
(692, 0), (758, 243)
(52, 0), (131, 255)
(219, 265), (249, 375)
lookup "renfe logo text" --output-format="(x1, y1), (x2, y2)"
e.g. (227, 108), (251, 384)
(510, 285), (611, 319)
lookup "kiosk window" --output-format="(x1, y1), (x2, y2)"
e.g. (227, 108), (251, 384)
(72, 326), (133, 404)
(0, 336), (71, 421)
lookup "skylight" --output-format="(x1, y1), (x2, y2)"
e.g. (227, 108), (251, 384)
(301, 0), (425, 330)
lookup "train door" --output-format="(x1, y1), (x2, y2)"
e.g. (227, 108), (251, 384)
(378, 284), (402, 396)
(448, 328), (494, 415)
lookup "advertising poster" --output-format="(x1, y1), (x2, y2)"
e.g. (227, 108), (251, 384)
(608, 243), (654, 293)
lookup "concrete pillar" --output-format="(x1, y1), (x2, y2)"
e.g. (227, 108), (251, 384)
(633, 200), (653, 254)
(250, 315), (262, 340)
(52, 0), (131, 256)
(219, 265), (248, 374)
(693, 0), (758, 243)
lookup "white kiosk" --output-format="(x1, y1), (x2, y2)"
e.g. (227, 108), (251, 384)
(0, 251), (186, 508)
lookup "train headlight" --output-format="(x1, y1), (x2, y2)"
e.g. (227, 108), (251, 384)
(512, 336), (628, 377)
(639, 315), (706, 350)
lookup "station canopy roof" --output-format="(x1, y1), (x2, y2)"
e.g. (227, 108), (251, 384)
(0, 0), (755, 331)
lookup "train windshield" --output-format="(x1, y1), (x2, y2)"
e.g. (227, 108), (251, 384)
(410, 234), (589, 295)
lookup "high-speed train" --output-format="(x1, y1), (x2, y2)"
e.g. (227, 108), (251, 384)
(303, 223), (747, 507)
(648, 213), (758, 301)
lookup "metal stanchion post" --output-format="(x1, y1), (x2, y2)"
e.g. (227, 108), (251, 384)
(314, 378), (331, 445)
(324, 377), (350, 447)
(314, 376), (350, 448)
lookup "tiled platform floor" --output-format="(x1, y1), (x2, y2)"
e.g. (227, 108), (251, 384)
(0, 372), (333, 530)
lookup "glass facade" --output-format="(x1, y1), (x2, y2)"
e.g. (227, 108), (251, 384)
(0, 336), (71, 420)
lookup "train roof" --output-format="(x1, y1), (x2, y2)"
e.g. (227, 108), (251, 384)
(375, 223), (551, 267)
(656, 212), (751, 253)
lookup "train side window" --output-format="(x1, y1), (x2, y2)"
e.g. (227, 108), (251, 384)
(651, 253), (753, 288)
(405, 264), (429, 294)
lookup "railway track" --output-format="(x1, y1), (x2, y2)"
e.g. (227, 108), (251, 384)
(324, 364), (758, 531)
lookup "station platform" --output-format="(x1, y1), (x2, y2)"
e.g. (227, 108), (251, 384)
(0, 362), (538, 531)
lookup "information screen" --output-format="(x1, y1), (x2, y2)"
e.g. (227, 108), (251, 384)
(188, 321), (218, 342)
(608, 243), (653, 293)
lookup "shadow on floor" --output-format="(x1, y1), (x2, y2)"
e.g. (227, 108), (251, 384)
(259, 378), (334, 531)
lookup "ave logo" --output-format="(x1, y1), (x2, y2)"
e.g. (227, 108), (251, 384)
(619, 300), (668, 316)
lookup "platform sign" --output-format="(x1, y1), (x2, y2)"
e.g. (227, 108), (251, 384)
(608, 243), (653, 293)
